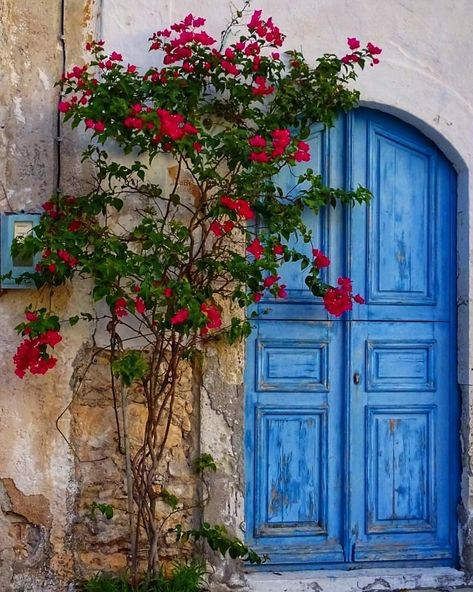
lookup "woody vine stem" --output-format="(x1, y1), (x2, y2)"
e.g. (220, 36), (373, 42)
(9, 4), (381, 578)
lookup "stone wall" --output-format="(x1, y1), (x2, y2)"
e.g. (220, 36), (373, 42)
(69, 348), (200, 581)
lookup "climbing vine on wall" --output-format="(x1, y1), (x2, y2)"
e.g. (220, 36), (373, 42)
(9, 3), (380, 579)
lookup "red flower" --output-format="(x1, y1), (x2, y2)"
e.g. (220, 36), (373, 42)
(58, 101), (71, 113)
(42, 201), (59, 219)
(94, 121), (105, 133)
(250, 151), (269, 163)
(223, 220), (235, 233)
(57, 249), (70, 262)
(48, 264), (56, 273)
(294, 140), (310, 162)
(200, 303), (222, 335)
(25, 311), (38, 322)
(277, 284), (288, 298)
(39, 330), (62, 347)
(252, 292), (263, 303)
(366, 42), (382, 55)
(221, 60), (239, 75)
(263, 274), (279, 288)
(193, 141), (203, 153)
(235, 200), (254, 220)
(323, 287), (353, 317)
(347, 37), (360, 50)
(134, 297), (146, 314)
(171, 308), (189, 325)
(246, 238), (264, 259)
(312, 248), (330, 268)
(109, 51), (123, 61)
(127, 64), (137, 73)
(85, 119), (95, 129)
(354, 293), (365, 304)
(249, 135), (267, 148)
(164, 287), (173, 298)
(273, 244), (284, 255)
(338, 276), (353, 292)
(114, 297), (128, 317)
(252, 76), (275, 96)
(68, 220), (82, 232)
(210, 221), (223, 237)
(220, 196), (254, 220)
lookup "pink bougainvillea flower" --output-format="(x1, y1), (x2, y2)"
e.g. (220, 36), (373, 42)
(163, 287), (173, 298)
(263, 274), (279, 288)
(246, 238), (264, 259)
(210, 220), (223, 237)
(58, 101), (71, 113)
(252, 292), (263, 303)
(294, 140), (311, 162)
(273, 244), (284, 255)
(353, 293), (365, 304)
(249, 135), (267, 148)
(312, 248), (330, 268)
(25, 311), (38, 322)
(221, 60), (240, 75)
(323, 287), (353, 317)
(114, 297), (129, 318)
(170, 308), (189, 325)
(39, 330), (62, 347)
(68, 220), (82, 232)
(222, 220), (235, 233)
(250, 151), (270, 163)
(134, 297), (146, 314)
(347, 37), (360, 50)
(200, 303), (222, 335)
(252, 76), (275, 96)
(367, 42), (382, 55)
(94, 121), (106, 133)
(337, 276), (353, 292)
(277, 284), (288, 298)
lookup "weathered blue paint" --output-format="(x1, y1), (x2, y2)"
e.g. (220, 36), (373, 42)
(244, 108), (459, 568)
(0, 213), (40, 288)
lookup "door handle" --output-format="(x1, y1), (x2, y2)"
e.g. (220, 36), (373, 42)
(353, 372), (361, 385)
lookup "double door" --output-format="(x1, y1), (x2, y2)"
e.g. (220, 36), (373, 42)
(244, 108), (458, 566)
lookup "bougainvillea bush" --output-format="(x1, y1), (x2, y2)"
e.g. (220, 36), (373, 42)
(10, 4), (380, 577)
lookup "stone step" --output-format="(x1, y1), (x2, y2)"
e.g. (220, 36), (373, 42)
(244, 567), (469, 592)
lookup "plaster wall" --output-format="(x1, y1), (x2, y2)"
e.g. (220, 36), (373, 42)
(0, 0), (472, 590)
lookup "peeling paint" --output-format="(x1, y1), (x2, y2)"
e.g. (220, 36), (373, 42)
(12, 98), (25, 124)
(37, 69), (50, 90)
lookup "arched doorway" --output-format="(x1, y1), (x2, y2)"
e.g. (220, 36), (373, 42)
(244, 107), (459, 567)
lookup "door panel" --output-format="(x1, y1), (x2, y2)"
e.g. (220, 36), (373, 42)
(349, 321), (455, 562)
(245, 320), (345, 564)
(244, 108), (458, 567)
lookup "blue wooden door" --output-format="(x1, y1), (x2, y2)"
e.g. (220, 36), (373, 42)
(244, 108), (458, 567)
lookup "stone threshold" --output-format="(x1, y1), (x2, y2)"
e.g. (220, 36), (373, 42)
(244, 567), (469, 592)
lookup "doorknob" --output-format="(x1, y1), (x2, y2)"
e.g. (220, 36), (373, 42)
(353, 372), (361, 385)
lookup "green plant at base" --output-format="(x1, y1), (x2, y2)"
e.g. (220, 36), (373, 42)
(82, 560), (206, 592)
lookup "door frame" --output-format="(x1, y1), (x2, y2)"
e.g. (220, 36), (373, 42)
(199, 102), (470, 573)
